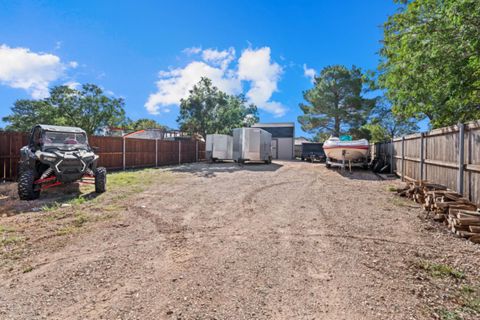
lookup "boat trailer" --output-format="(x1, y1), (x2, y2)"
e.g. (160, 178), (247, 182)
(325, 150), (368, 173)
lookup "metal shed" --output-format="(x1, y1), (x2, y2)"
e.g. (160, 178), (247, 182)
(252, 123), (295, 160)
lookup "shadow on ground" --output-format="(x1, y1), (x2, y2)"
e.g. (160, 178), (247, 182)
(171, 161), (283, 178)
(0, 182), (98, 216)
(327, 167), (382, 181)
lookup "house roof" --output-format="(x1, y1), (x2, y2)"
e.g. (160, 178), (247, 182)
(252, 122), (295, 128)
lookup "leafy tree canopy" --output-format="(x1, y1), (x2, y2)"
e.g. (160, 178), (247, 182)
(298, 65), (376, 138)
(177, 77), (259, 138)
(126, 118), (168, 131)
(2, 84), (128, 134)
(379, 0), (480, 127)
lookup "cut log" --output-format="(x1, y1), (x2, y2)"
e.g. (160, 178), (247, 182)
(433, 214), (446, 222)
(469, 226), (480, 233)
(456, 230), (478, 238)
(469, 235), (480, 244)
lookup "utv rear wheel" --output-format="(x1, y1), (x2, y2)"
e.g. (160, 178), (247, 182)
(94, 167), (107, 193)
(18, 169), (40, 200)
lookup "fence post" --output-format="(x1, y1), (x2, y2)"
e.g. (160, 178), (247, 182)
(122, 137), (126, 171)
(195, 141), (198, 162)
(401, 136), (405, 181)
(155, 139), (158, 168)
(178, 140), (181, 165)
(457, 123), (465, 195)
(390, 138), (394, 174)
(420, 133), (424, 181)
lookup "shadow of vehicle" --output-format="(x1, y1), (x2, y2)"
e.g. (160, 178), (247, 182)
(0, 182), (99, 216)
(171, 161), (283, 178)
(324, 165), (384, 181)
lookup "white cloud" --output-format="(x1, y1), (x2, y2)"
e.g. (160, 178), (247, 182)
(238, 47), (285, 117)
(303, 64), (316, 83)
(0, 44), (74, 99)
(201, 47), (235, 69)
(145, 60), (241, 114)
(183, 47), (202, 55)
(64, 81), (80, 89)
(145, 46), (287, 117)
(69, 61), (79, 68)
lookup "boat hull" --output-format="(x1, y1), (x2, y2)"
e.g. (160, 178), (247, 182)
(323, 146), (368, 161)
(323, 138), (369, 161)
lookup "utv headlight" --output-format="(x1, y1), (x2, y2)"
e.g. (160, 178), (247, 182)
(84, 156), (94, 162)
(42, 156), (57, 162)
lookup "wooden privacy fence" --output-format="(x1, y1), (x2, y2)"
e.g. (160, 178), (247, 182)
(0, 132), (205, 181)
(372, 120), (480, 206)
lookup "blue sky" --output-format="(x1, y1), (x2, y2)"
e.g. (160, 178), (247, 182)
(0, 0), (400, 137)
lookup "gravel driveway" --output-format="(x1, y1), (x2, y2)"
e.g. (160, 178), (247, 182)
(1, 161), (480, 319)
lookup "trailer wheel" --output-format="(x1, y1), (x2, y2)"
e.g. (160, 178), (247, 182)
(94, 167), (107, 193)
(326, 162), (331, 169)
(18, 169), (40, 200)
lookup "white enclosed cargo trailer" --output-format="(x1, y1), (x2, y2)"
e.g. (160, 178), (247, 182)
(233, 128), (272, 164)
(205, 134), (233, 161)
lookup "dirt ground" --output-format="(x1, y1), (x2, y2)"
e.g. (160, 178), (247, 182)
(1, 161), (480, 320)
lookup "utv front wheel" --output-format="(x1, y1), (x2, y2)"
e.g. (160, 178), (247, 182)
(94, 167), (107, 193)
(18, 169), (40, 200)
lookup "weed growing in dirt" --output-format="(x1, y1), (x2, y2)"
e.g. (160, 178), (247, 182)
(459, 285), (480, 314)
(56, 226), (77, 236)
(387, 185), (397, 192)
(416, 260), (465, 279)
(22, 265), (33, 273)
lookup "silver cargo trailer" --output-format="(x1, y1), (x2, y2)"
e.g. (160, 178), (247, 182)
(233, 128), (272, 164)
(205, 134), (233, 161)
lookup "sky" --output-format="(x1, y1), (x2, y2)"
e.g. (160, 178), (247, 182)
(0, 0), (400, 137)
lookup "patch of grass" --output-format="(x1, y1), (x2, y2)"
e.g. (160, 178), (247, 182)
(458, 285), (480, 314)
(0, 225), (15, 233)
(1, 235), (25, 246)
(73, 212), (89, 227)
(55, 226), (77, 236)
(42, 202), (61, 212)
(387, 185), (398, 192)
(461, 285), (476, 294)
(107, 169), (174, 191)
(68, 196), (87, 206)
(44, 210), (68, 221)
(392, 197), (409, 207)
(416, 260), (465, 279)
(438, 309), (462, 320)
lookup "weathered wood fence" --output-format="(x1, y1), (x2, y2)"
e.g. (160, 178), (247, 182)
(372, 120), (480, 206)
(0, 132), (205, 181)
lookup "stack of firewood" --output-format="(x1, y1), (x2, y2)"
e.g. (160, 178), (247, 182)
(397, 180), (480, 244)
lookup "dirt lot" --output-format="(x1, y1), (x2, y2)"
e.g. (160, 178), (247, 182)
(1, 161), (480, 320)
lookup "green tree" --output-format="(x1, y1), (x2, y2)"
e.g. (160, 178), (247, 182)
(2, 84), (128, 134)
(298, 65), (376, 138)
(362, 104), (419, 143)
(48, 84), (127, 134)
(177, 77), (259, 138)
(379, 0), (480, 127)
(2, 100), (59, 132)
(127, 118), (168, 131)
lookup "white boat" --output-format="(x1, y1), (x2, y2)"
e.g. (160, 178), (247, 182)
(323, 137), (369, 161)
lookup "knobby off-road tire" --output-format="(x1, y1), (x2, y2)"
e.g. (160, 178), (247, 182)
(18, 169), (40, 200)
(94, 167), (107, 193)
